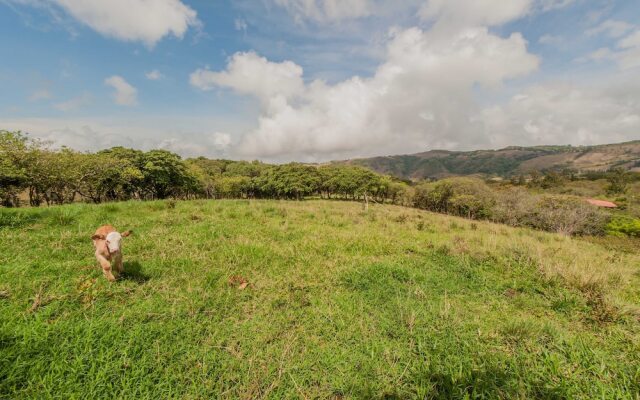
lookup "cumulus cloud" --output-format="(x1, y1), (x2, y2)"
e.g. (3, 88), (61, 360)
(581, 27), (640, 70)
(0, 117), (240, 158)
(7, 0), (201, 47)
(0, 119), (135, 151)
(192, 25), (539, 160)
(481, 82), (640, 146)
(104, 75), (138, 106)
(145, 69), (164, 80)
(190, 52), (305, 103)
(158, 132), (232, 155)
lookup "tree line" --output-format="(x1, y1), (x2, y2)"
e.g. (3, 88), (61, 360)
(2, 130), (638, 237)
(0, 130), (411, 207)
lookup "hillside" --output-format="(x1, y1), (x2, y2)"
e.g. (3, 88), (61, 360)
(343, 141), (640, 180)
(1, 200), (639, 398)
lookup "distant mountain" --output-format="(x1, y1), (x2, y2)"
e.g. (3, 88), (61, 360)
(340, 141), (640, 180)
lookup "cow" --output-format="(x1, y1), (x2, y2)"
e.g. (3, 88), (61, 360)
(91, 225), (132, 282)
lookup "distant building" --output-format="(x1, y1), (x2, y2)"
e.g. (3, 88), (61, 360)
(586, 199), (617, 208)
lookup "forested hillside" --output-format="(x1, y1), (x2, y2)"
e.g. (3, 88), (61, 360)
(344, 141), (640, 180)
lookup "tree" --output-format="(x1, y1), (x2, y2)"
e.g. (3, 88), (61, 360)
(606, 167), (629, 195)
(541, 170), (563, 189)
(0, 130), (31, 206)
(141, 150), (192, 199)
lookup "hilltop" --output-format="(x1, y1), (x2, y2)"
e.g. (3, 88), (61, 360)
(342, 141), (640, 180)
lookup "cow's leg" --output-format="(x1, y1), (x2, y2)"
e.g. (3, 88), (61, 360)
(97, 254), (116, 282)
(114, 253), (124, 275)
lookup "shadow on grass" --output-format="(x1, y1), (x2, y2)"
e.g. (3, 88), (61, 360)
(120, 261), (150, 284)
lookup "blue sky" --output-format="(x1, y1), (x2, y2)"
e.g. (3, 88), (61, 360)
(1, 0), (639, 162)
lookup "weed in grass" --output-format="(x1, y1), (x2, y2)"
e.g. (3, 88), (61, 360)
(394, 214), (409, 223)
(102, 203), (121, 213)
(46, 208), (79, 226)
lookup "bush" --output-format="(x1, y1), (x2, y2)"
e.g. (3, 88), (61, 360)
(606, 216), (640, 237)
(493, 191), (611, 236)
(492, 187), (536, 227)
(413, 177), (495, 219)
(528, 195), (610, 236)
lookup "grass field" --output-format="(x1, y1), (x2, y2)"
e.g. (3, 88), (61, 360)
(1, 199), (640, 399)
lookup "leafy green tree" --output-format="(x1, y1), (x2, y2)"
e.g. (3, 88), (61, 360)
(0, 131), (31, 206)
(606, 167), (629, 195)
(541, 171), (563, 189)
(257, 163), (320, 200)
(141, 150), (191, 199)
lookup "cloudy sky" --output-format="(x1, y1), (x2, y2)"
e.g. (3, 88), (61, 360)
(0, 0), (639, 162)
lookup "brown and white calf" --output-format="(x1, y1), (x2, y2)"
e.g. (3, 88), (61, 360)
(91, 225), (132, 281)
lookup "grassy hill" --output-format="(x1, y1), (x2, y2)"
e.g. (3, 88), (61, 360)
(343, 141), (640, 180)
(1, 200), (640, 398)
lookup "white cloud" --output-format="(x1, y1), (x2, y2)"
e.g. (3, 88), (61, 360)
(0, 118), (135, 151)
(193, 26), (539, 160)
(535, 0), (575, 12)
(159, 132), (232, 155)
(50, 0), (200, 47)
(0, 117), (243, 157)
(419, 0), (532, 29)
(211, 132), (232, 151)
(269, 0), (564, 25)
(145, 69), (164, 80)
(234, 18), (247, 32)
(104, 75), (138, 106)
(580, 29), (640, 70)
(481, 82), (640, 147)
(618, 30), (640, 49)
(538, 34), (563, 45)
(190, 52), (305, 104)
(586, 19), (635, 38)
(273, 0), (371, 22)
(53, 92), (92, 111)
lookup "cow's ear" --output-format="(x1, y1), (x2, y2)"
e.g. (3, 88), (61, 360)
(121, 230), (132, 237)
(91, 234), (106, 240)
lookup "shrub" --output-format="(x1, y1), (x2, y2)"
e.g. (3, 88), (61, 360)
(0, 209), (40, 228)
(528, 195), (610, 236)
(606, 216), (640, 237)
(413, 177), (495, 219)
(492, 187), (536, 227)
(494, 191), (611, 236)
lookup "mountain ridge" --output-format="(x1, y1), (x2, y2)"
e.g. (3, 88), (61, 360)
(338, 140), (640, 180)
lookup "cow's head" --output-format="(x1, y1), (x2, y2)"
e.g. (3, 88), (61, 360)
(92, 230), (132, 254)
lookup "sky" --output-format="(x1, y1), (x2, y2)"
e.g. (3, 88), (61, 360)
(0, 0), (639, 162)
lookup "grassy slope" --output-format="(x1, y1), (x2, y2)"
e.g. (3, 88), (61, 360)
(1, 200), (639, 399)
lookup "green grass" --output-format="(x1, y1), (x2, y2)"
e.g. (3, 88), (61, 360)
(1, 200), (640, 399)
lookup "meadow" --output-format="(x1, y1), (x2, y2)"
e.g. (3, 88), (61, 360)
(1, 199), (639, 399)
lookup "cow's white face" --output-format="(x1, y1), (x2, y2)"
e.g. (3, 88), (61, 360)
(105, 232), (123, 253)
